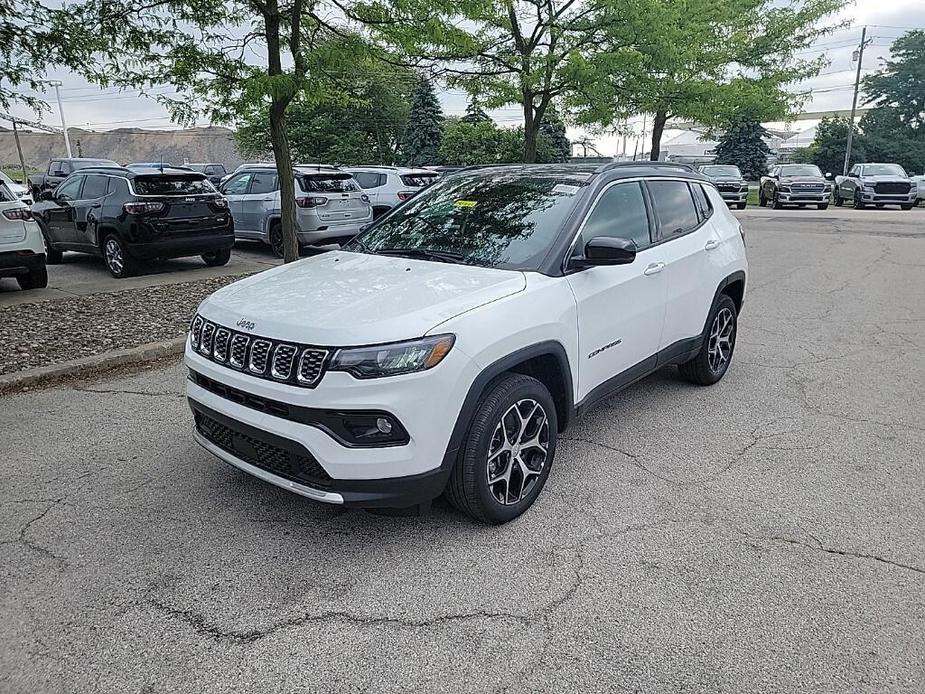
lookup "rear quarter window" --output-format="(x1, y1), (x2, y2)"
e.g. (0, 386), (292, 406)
(299, 175), (359, 193)
(133, 176), (215, 195)
(647, 180), (701, 238)
(400, 174), (439, 187)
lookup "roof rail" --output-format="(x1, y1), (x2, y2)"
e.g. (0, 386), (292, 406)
(596, 161), (697, 173)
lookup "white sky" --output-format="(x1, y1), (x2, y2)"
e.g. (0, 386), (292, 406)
(7, 0), (925, 156)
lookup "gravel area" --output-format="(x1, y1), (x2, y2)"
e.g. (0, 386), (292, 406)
(0, 274), (250, 375)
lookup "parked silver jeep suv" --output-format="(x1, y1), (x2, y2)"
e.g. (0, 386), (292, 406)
(221, 165), (372, 257)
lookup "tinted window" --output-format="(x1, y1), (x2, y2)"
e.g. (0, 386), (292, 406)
(222, 173), (251, 195)
(348, 171), (588, 270)
(401, 173), (439, 187)
(248, 171), (278, 194)
(353, 172), (383, 189)
(647, 180), (700, 237)
(862, 164), (907, 176)
(690, 183), (713, 221)
(700, 165), (741, 178)
(72, 159), (117, 170)
(779, 165), (823, 177)
(81, 174), (110, 200)
(49, 160), (62, 174)
(580, 182), (650, 250)
(134, 176), (215, 195)
(300, 174), (359, 193)
(55, 176), (84, 201)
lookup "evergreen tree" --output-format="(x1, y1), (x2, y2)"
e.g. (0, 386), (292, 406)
(461, 101), (491, 124)
(402, 77), (444, 165)
(806, 116), (861, 176)
(538, 109), (572, 162)
(714, 117), (771, 180)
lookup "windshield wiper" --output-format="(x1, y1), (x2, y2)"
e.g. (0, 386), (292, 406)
(375, 247), (474, 265)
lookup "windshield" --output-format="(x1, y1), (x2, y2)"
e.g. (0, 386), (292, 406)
(73, 159), (118, 170)
(780, 165), (822, 177)
(133, 175), (215, 195)
(299, 174), (359, 193)
(862, 164), (907, 176)
(346, 171), (588, 270)
(701, 165), (741, 177)
(401, 173), (439, 187)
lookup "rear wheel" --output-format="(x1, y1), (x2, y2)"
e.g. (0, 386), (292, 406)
(268, 222), (284, 258)
(201, 247), (231, 266)
(445, 373), (557, 524)
(102, 233), (137, 278)
(17, 262), (48, 290)
(679, 294), (737, 386)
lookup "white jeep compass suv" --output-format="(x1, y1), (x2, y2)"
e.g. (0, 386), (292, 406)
(186, 163), (747, 523)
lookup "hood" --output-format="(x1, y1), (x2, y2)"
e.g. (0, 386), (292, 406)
(200, 251), (526, 345)
(710, 175), (745, 183)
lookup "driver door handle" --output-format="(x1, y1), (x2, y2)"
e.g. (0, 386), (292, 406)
(704, 239), (720, 251)
(643, 262), (665, 276)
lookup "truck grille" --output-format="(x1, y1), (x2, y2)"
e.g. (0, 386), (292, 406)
(194, 409), (332, 488)
(874, 182), (911, 195)
(791, 183), (824, 192)
(189, 318), (329, 388)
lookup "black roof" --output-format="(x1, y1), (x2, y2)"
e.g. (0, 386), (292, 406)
(66, 166), (207, 179)
(449, 161), (709, 183)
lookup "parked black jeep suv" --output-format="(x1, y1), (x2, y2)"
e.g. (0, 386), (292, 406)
(32, 167), (234, 278)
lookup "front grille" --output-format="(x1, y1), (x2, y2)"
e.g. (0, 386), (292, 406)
(791, 183), (824, 192)
(191, 318), (330, 388)
(717, 184), (742, 193)
(875, 182), (911, 195)
(195, 409), (332, 488)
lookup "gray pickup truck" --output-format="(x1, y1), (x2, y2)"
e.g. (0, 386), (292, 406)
(28, 157), (119, 200)
(697, 165), (748, 209)
(834, 163), (918, 210)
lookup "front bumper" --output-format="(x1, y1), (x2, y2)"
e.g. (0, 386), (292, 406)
(185, 340), (477, 507)
(0, 249), (45, 278)
(859, 191), (917, 205)
(719, 190), (748, 204)
(777, 191), (830, 203)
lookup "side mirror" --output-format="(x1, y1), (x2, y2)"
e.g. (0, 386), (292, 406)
(574, 237), (637, 268)
(41, 190), (54, 201)
(825, 172), (833, 180)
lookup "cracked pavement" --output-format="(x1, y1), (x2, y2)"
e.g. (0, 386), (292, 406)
(1, 207), (924, 692)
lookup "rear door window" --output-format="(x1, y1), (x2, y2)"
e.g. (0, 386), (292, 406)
(134, 175), (215, 195)
(248, 171), (278, 194)
(81, 174), (110, 200)
(647, 180), (701, 239)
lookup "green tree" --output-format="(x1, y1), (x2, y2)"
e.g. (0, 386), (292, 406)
(575, 0), (841, 160)
(538, 109), (571, 162)
(805, 116), (862, 175)
(402, 76), (443, 166)
(461, 101), (491, 125)
(857, 108), (925, 174)
(863, 30), (925, 130)
(439, 119), (504, 165)
(713, 116), (770, 181)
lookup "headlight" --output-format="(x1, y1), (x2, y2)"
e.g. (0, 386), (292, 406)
(330, 334), (455, 379)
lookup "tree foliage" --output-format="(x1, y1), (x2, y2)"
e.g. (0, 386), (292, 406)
(539, 109), (571, 162)
(401, 76), (443, 166)
(804, 116), (861, 175)
(863, 30), (925, 130)
(713, 116), (771, 180)
(461, 101), (491, 124)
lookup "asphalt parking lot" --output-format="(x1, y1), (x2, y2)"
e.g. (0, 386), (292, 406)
(2, 206), (923, 692)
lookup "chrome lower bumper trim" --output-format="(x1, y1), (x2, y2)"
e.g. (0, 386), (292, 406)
(193, 429), (344, 504)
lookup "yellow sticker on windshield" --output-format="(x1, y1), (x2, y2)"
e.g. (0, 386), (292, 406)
(453, 200), (478, 208)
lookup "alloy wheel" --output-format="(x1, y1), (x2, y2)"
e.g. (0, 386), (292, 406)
(486, 399), (549, 505)
(707, 307), (734, 373)
(105, 238), (124, 275)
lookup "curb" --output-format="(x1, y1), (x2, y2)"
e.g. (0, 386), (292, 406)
(0, 336), (187, 396)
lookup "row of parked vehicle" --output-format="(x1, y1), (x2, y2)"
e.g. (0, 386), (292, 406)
(0, 158), (444, 289)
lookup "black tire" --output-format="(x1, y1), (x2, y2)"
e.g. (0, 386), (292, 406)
(900, 204), (914, 211)
(818, 203), (829, 210)
(833, 188), (844, 206)
(201, 246), (231, 267)
(736, 201), (747, 210)
(679, 294), (738, 386)
(853, 190), (866, 210)
(17, 262), (48, 290)
(758, 190), (767, 207)
(36, 219), (63, 264)
(102, 233), (137, 278)
(772, 192), (783, 209)
(445, 373), (557, 524)
(268, 222), (284, 258)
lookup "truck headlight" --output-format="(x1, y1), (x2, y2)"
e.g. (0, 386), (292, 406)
(330, 334), (455, 378)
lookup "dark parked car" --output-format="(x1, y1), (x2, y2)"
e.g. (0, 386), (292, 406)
(28, 158), (119, 200)
(759, 164), (832, 210)
(697, 164), (748, 209)
(185, 163), (228, 185)
(31, 167), (234, 278)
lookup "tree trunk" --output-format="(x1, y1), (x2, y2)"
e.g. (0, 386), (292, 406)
(523, 96), (537, 163)
(649, 110), (669, 161)
(269, 101), (299, 263)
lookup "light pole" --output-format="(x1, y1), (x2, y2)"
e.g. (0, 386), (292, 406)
(843, 27), (871, 176)
(42, 80), (72, 158)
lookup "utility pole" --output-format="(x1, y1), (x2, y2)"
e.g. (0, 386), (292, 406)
(45, 80), (72, 158)
(843, 26), (870, 176)
(11, 119), (28, 183)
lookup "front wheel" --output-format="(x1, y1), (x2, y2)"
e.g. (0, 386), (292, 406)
(679, 294), (738, 386)
(853, 190), (866, 209)
(900, 204), (914, 211)
(818, 203), (829, 210)
(201, 247), (231, 267)
(445, 374), (557, 524)
(772, 192), (783, 209)
(758, 190), (767, 207)
(102, 234), (137, 278)
(833, 188), (844, 206)
(736, 201), (747, 210)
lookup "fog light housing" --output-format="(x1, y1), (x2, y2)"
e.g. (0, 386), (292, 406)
(336, 413), (408, 446)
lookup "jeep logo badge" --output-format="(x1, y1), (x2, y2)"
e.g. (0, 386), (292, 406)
(236, 318), (256, 331)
